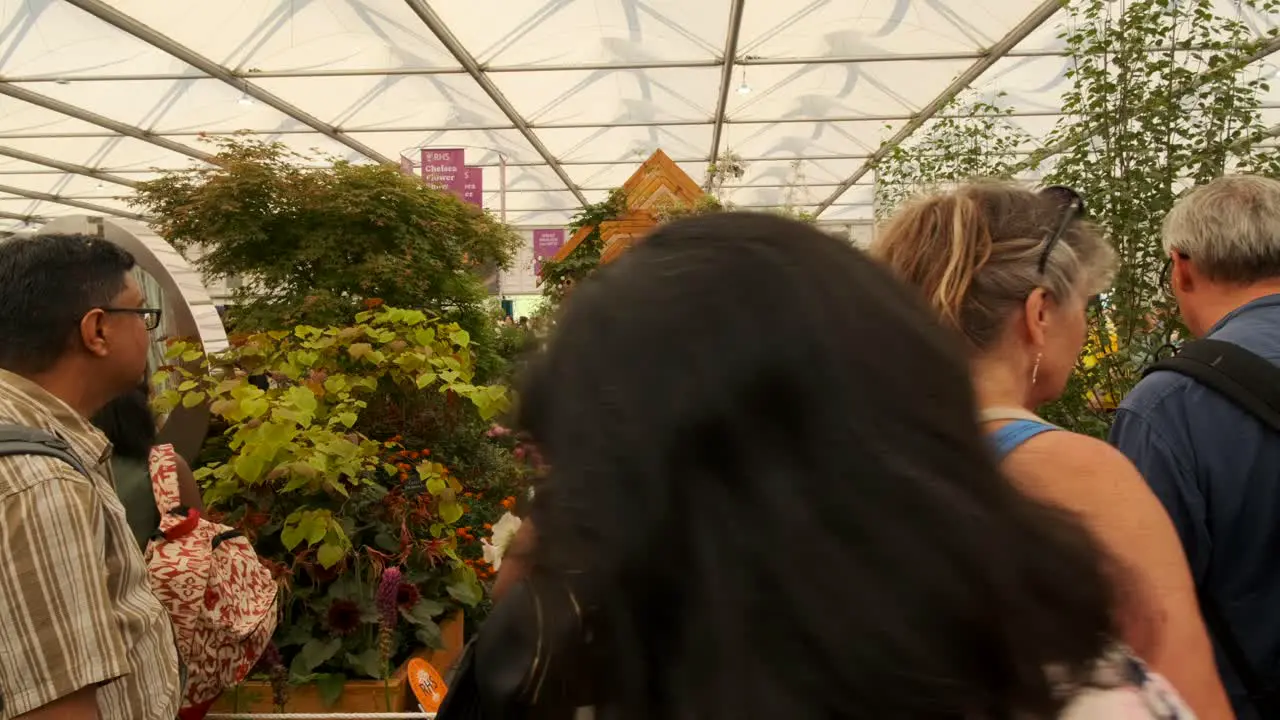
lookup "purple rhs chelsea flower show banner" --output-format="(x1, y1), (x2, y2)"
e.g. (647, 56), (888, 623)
(532, 228), (566, 279)
(420, 148), (465, 195)
(461, 167), (483, 207)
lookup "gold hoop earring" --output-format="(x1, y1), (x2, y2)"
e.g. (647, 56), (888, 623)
(1031, 352), (1042, 385)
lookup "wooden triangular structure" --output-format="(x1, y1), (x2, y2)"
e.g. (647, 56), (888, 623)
(550, 150), (706, 265)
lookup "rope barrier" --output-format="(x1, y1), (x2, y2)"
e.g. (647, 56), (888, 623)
(206, 713), (435, 719)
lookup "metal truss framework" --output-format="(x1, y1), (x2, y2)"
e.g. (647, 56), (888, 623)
(815, 0), (1064, 216)
(0, 1), (1277, 226)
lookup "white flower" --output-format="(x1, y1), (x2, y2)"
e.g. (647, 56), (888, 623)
(480, 512), (522, 572)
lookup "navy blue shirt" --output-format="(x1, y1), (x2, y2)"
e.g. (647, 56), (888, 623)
(1110, 294), (1280, 720)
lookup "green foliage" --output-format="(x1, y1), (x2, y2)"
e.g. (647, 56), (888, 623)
(153, 306), (512, 682)
(130, 136), (520, 365)
(654, 193), (726, 223)
(537, 188), (628, 305)
(872, 0), (1280, 436)
(1039, 0), (1280, 436)
(874, 94), (1032, 221)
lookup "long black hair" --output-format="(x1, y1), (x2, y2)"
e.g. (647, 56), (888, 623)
(517, 212), (1116, 719)
(92, 383), (156, 461)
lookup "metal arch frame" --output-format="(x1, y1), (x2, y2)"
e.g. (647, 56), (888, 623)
(813, 0), (1065, 218)
(402, 0), (587, 206)
(0, 183), (149, 220)
(1, 141), (1277, 175)
(3, 102), (1280, 139)
(1, 44), (1257, 82)
(0, 145), (138, 188)
(0, 83), (214, 163)
(0, 210), (49, 224)
(707, 0), (747, 180)
(62, 0), (393, 165)
(0, 4), (1273, 219)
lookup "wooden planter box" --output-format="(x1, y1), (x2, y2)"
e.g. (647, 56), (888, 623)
(212, 613), (464, 714)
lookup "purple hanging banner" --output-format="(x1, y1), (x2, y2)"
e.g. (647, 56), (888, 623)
(420, 148), (466, 195)
(460, 166), (483, 207)
(399, 155), (414, 176)
(532, 228), (567, 279)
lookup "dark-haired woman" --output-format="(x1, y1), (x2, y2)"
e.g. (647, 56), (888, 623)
(501, 213), (1190, 719)
(93, 384), (203, 548)
(872, 182), (1229, 719)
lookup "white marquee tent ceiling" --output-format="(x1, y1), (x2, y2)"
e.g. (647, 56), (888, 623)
(0, 0), (1276, 233)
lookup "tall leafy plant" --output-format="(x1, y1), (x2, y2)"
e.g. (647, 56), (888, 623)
(131, 136), (520, 379)
(1039, 0), (1280, 435)
(874, 94), (1032, 220)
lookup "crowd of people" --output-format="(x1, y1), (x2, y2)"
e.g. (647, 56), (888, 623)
(0, 174), (1278, 720)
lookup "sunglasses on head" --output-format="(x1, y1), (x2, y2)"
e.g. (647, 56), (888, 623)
(1036, 185), (1088, 275)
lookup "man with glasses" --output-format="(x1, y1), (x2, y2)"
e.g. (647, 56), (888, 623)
(1111, 175), (1280, 720)
(0, 234), (179, 719)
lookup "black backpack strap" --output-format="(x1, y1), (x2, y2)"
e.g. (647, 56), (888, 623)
(1145, 339), (1280, 433)
(1144, 339), (1280, 714)
(0, 424), (91, 477)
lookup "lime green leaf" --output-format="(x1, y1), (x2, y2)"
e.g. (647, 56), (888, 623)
(317, 541), (345, 568)
(324, 477), (350, 498)
(181, 391), (206, 409)
(438, 499), (463, 524)
(281, 514), (306, 550)
(336, 412), (357, 428)
(233, 454), (267, 483)
(447, 568), (483, 606)
(305, 513), (329, 545)
(450, 329), (471, 347)
(347, 343), (372, 360)
(415, 371), (438, 389)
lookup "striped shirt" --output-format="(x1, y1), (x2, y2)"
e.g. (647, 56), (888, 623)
(0, 370), (180, 719)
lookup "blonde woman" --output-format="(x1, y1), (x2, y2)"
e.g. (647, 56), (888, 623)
(872, 182), (1232, 720)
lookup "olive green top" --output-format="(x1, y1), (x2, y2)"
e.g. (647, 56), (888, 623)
(111, 454), (160, 550)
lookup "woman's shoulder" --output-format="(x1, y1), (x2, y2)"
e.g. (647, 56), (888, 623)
(1058, 646), (1194, 719)
(1007, 425), (1139, 478)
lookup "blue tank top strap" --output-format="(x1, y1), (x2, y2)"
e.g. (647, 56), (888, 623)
(989, 419), (1059, 461)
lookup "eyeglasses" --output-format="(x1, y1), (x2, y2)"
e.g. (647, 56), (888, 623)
(102, 307), (163, 331)
(1036, 185), (1088, 275)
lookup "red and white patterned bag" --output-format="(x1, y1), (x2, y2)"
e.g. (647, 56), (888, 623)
(144, 444), (279, 720)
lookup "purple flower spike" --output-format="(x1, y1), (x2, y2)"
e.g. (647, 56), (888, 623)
(377, 567), (403, 627)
